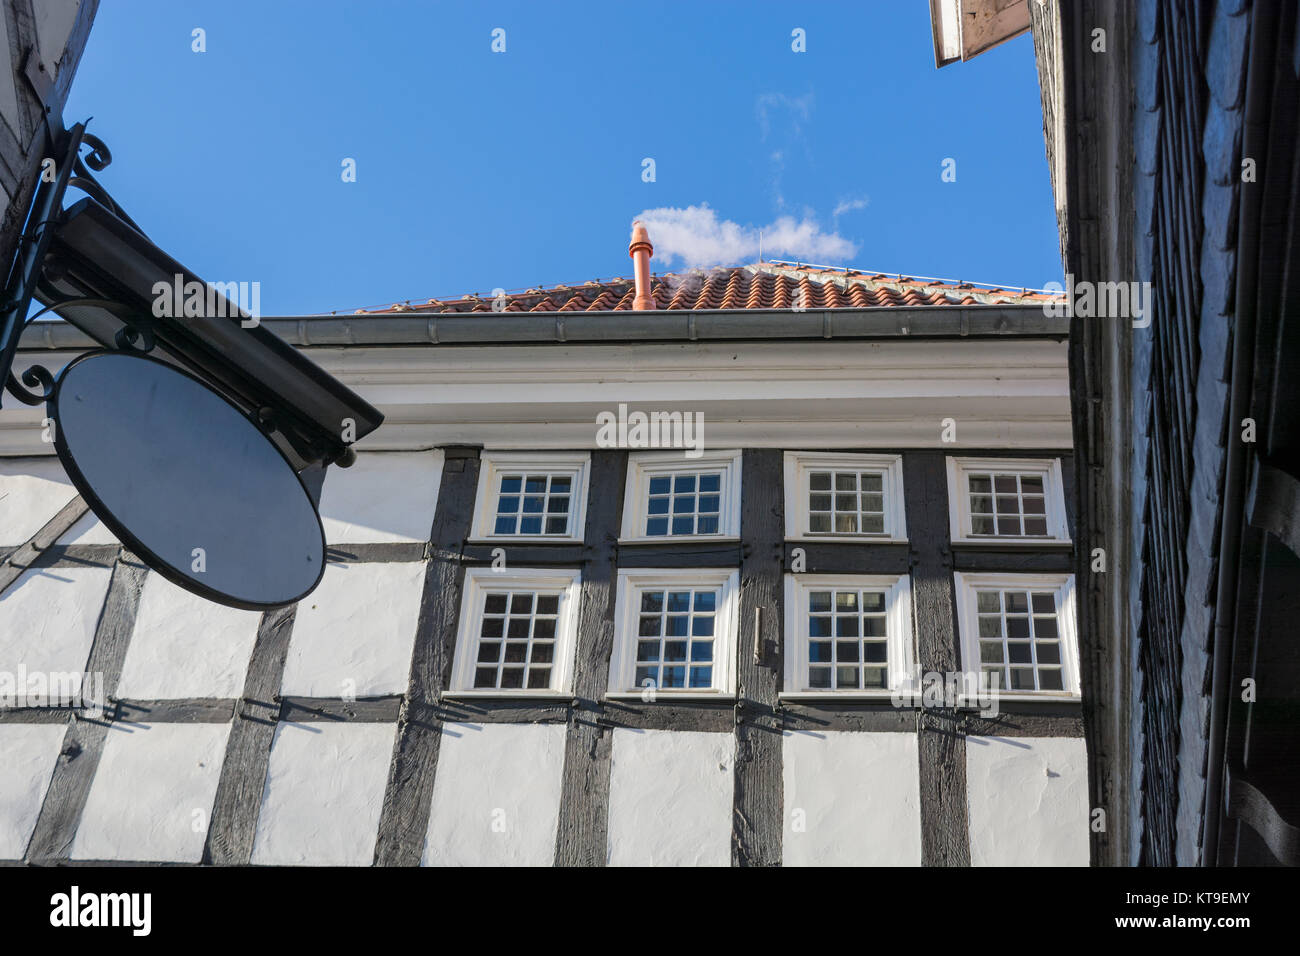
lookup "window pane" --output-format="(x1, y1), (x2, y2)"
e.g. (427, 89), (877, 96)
(862, 667), (887, 689)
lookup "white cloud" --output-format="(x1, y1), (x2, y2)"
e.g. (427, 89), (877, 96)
(755, 93), (813, 141)
(632, 204), (857, 269)
(832, 196), (870, 219)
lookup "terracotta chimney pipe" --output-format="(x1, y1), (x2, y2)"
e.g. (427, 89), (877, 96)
(628, 221), (656, 310)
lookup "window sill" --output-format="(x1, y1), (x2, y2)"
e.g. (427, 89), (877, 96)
(604, 691), (736, 702)
(954, 693), (1081, 706)
(441, 690), (574, 701)
(618, 536), (741, 547)
(785, 536), (909, 545)
(465, 536), (584, 546)
(951, 537), (1073, 549)
(779, 691), (900, 701)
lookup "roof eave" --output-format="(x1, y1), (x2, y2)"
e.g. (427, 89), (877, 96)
(18, 305), (1067, 351)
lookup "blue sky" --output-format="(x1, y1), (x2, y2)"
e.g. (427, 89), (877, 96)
(65, 1), (1063, 315)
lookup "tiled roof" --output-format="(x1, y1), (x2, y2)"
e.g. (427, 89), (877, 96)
(350, 262), (1060, 315)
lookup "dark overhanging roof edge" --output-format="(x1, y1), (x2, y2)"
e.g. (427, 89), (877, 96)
(17, 305), (1069, 351)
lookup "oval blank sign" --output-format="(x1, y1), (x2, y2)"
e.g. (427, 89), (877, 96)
(51, 351), (325, 609)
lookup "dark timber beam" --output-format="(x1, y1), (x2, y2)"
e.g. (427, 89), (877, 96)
(904, 451), (971, 866)
(202, 602), (296, 865)
(732, 449), (784, 866)
(25, 551), (144, 863)
(554, 451), (625, 866)
(372, 446), (480, 866)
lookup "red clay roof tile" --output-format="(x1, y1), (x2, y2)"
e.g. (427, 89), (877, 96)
(351, 263), (1058, 315)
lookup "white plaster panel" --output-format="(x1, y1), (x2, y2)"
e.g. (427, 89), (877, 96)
(116, 572), (262, 699)
(250, 721), (395, 866)
(606, 728), (733, 866)
(0, 723), (67, 859)
(70, 722), (230, 862)
(0, 565), (113, 685)
(279, 561), (424, 698)
(966, 735), (1089, 866)
(0, 457), (78, 545)
(318, 450), (442, 544)
(782, 730), (921, 866)
(57, 508), (119, 545)
(423, 722), (566, 866)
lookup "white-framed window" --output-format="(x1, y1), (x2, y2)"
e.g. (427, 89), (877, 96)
(607, 568), (740, 697)
(619, 451), (742, 542)
(782, 574), (914, 697)
(448, 567), (582, 696)
(953, 572), (1079, 698)
(946, 457), (1070, 544)
(783, 452), (907, 541)
(470, 452), (590, 543)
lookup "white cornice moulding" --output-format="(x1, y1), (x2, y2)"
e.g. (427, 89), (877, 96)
(0, 340), (1072, 456)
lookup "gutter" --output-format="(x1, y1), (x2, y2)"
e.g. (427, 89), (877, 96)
(15, 305), (1068, 351)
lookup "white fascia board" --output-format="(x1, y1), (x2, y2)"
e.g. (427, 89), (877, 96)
(0, 339), (1071, 455)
